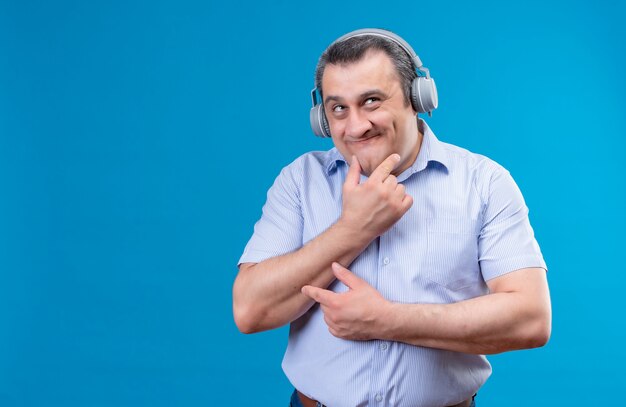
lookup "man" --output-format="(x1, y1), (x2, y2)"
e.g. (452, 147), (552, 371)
(233, 28), (551, 407)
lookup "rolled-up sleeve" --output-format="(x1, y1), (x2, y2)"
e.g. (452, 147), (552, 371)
(478, 166), (547, 281)
(238, 162), (304, 265)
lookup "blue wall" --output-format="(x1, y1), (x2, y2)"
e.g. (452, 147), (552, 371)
(1, 0), (624, 405)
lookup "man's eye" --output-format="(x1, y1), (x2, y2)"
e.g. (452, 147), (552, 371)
(364, 97), (379, 105)
(332, 105), (345, 112)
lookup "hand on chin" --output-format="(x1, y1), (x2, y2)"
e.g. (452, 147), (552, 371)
(354, 152), (387, 177)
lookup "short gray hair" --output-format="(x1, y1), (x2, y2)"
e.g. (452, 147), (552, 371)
(314, 35), (417, 106)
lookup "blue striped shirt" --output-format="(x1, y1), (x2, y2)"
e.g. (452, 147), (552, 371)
(239, 119), (546, 407)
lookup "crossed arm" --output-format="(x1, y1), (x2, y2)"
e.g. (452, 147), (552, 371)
(233, 154), (551, 354)
(233, 154), (411, 333)
(301, 262), (551, 355)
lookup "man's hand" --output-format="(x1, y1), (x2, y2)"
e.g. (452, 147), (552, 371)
(301, 262), (391, 340)
(340, 154), (413, 240)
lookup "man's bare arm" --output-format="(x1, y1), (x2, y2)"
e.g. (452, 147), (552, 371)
(234, 222), (370, 334)
(303, 264), (551, 354)
(233, 154), (413, 334)
(385, 267), (551, 354)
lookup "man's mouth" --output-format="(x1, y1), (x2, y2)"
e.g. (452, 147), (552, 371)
(347, 133), (382, 144)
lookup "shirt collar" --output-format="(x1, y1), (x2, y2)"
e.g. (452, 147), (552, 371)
(324, 118), (449, 179)
(404, 118), (449, 178)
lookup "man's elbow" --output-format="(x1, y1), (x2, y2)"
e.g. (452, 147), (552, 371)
(232, 264), (264, 334)
(232, 287), (269, 334)
(533, 319), (551, 348)
(524, 311), (552, 349)
(233, 303), (259, 334)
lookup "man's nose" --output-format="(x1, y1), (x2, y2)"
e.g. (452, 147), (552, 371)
(344, 110), (373, 139)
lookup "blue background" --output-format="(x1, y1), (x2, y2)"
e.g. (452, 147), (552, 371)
(1, 0), (624, 405)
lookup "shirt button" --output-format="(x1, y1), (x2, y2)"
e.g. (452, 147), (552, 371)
(383, 257), (390, 265)
(375, 394), (383, 402)
(380, 342), (388, 350)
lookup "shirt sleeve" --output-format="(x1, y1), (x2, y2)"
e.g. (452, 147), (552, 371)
(478, 165), (547, 281)
(238, 162), (304, 265)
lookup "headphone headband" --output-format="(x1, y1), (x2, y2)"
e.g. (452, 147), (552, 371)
(331, 28), (428, 78)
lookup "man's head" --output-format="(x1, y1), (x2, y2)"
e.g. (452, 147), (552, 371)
(314, 34), (421, 176)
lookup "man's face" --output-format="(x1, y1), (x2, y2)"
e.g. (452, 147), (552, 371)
(322, 50), (420, 176)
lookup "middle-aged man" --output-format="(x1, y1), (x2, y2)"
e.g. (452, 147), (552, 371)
(233, 28), (551, 407)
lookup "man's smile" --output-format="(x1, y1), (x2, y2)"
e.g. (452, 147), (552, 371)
(346, 133), (383, 145)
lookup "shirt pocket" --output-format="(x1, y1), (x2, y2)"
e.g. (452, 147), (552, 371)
(425, 218), (481, 291)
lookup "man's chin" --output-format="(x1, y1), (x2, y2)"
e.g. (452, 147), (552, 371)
(357, 159), (382, 178)
(347, 150), (388, 177)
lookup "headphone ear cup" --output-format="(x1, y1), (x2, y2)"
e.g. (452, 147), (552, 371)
(310, 104), (331, 138)
(411, 77), (438, 114)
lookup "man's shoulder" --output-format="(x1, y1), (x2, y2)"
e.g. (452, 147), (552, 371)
(281, 148), (342, 175)
(436, 139), (506, 178)
(420, 119), (505, 178)
(268, 149), (341, 194)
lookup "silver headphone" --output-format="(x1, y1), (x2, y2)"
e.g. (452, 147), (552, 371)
(310, 28), (438, 138)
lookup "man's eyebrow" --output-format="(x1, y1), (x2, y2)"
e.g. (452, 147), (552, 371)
(324, 89), (388, 105)
(359, 89), (387, 99)
(324, 95), (342, 105)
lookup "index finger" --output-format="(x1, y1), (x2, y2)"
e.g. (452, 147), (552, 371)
(344, 155), (362, 187)
(301, 285), (336, 305)
(369, 153), (401, 183)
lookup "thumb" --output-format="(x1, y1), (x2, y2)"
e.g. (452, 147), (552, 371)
(344, 155), (361, 187)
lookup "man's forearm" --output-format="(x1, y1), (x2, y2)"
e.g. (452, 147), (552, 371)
(382, 269), (551, 354)
(233, 219), (373, 334)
